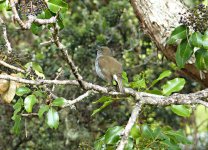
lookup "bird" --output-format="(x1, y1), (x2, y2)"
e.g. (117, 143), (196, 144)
(95, 46), (124, 93)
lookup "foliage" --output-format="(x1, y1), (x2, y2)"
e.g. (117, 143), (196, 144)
(168, 25), (208, 70)
(0, 0), (207, 149)
(94, 124), (191, 149)
(167, 4), (208, 70)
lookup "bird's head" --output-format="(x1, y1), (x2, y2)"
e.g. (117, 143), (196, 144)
(97, 46), (112, 57)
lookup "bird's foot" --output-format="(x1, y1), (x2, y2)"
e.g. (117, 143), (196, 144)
(106, 86), (116, 92)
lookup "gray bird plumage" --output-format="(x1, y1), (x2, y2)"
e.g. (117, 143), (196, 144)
(95, 46), (124, 93)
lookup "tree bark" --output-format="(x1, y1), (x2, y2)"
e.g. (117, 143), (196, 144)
(130, 0), (208, 87)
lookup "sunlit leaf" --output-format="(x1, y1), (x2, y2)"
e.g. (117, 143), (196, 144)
(162, 78), (186, 96)
(24, 95), (37, 113)
(104, 126), (123, 144)
(150, 70), (172, 88)
(52, 97), (65, 107)
(47, 108), (59, 129)
(47, 0), (68, 13)
(122, 71), (129, 86)
(16, 87), (31, 96)
(171, 105), (191, 117)
(167, 25), (188, 44)
(130, 124), (140, 139)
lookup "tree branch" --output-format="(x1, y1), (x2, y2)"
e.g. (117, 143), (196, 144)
(52, 24), (86, 89)
(116, 102), (143, 150)
(0, 60), (25, 73)
(0, 74), (208, 108)
(0, 16), (12, 53)
(63, 90), (95, 108)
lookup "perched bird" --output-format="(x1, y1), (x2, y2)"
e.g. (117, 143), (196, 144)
(95, 46), (124, 93)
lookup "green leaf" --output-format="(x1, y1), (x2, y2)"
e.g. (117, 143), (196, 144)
(33, 90), (45, 98)
(47, 0), (68, 13)
(160, 139), (180, 150)
(32, 62), (43, 73)
(12, 115), (21, 135)
(91, 100), (113, 116)
(52, 97), (65, 107)
(38, 9), (53, 19)
(202, 31), (208, 49)
(104, 126), (123, 144)
(171, 105), (191, 117)
(13, 98), (23, 117)
(167, 25), (188, 44)
(94, 137), (106, 150)
(93, 96), (112, 104)
(57, 14), (64, 30)
(130, 124), (140, 139)
(25, 62), (45, 78)
(141, 124), (154, 139)
(124, 138), (134, 150)
(189, 32), (203, 47)
(122, 71), (129, 86)
(130, 75), (146, 90)
(162, 78), (186, 96)
(164, 130), (191, 144)
(47, 108), (59, 129)
(175, 40), (193, 68)
(31, 23), (41, 35)
(0, 0), (9, 11)
(150, 70), (172, 87)
(146, 89), (163, 95)
(24, 95), (37, 113)
(38, 104), (49, 119)
(16, 87), (31, 96)
(195, 49), (208, 70)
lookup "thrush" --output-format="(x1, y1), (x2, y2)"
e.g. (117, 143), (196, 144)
(95, 46), (124, 93)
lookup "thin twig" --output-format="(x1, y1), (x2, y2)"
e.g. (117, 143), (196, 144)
(0, 60), (25, 73)
(52, 24), (86, 89)
(63, 90), (95, 107)
(116, 102), (143, 150)
(0, 17), (13, 53)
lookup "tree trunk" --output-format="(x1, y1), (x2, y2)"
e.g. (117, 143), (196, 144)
(130, 0), (208, 87)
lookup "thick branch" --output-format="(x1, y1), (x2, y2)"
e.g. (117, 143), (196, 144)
(0, 74), (208, 107)
(130, 0), (208, 87)
(116, 102), (143, 150)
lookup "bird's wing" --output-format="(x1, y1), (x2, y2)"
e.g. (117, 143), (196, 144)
(98, 56), (122, 74)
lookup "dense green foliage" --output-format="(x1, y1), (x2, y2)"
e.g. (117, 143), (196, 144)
(0, 0), (208, 149)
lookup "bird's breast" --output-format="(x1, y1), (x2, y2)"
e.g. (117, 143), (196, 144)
(95, 58), (106, 80)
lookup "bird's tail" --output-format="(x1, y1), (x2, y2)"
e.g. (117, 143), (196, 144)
(113, 74), (124, 93)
